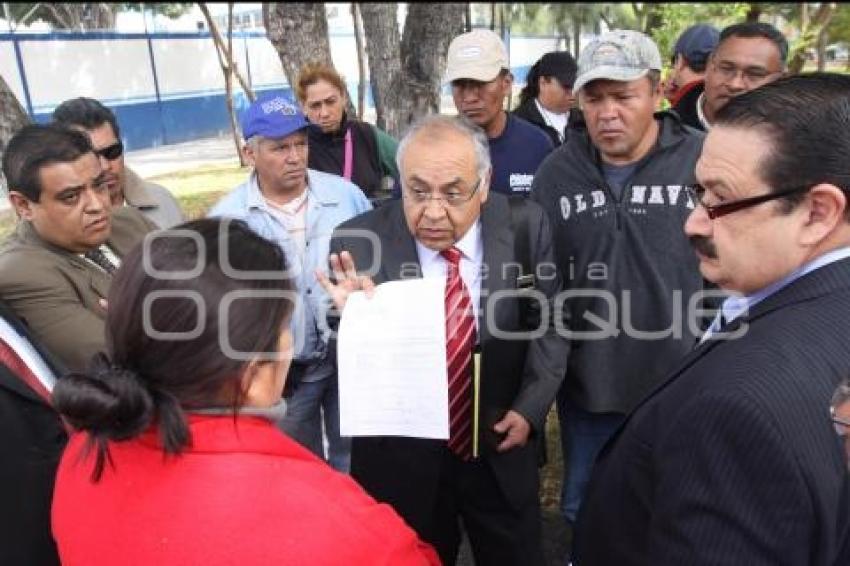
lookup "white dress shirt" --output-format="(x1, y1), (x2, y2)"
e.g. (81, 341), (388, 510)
(415, 221), (484, 330)
(0, 316), (57, 392)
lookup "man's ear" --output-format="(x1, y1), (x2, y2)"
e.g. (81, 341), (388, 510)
(799, 183), (847, 247)
(242, 142), (256, 167)
(8, 191), (35, 221)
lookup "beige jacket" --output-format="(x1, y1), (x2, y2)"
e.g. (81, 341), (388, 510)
(0, 207), (155, 372)
(124, 167), (184, 228)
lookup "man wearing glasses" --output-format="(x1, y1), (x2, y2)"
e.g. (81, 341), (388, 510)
(53, 97), (184, 228)
(697, 22), (787, 130)
(575, 73), (850, 565)
(319, 115), (568, 565)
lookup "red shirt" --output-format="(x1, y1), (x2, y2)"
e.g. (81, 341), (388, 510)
(53, 415), (440, 566)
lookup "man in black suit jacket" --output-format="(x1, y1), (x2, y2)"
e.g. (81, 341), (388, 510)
(574, 74), (850, 565)
(0, 300), (67, 566)
(319, 115), (569, 565)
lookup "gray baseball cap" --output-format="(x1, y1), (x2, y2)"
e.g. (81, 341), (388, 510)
(573, 29), (663, 93)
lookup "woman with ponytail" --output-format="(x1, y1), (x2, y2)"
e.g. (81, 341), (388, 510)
(51, 218), (439, 566)
(513, 50), (579, 147)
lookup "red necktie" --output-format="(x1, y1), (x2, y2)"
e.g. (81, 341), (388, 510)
(442, 246), (475, 460)
(0, 336), (52, 403)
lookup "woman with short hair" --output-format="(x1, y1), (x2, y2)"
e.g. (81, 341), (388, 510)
(295, 63), (399, 203)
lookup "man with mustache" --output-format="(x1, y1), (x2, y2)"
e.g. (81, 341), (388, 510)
(209, 95), (371, 473)
(445, 29), (554, 196)
(529, 30), (706, 557)
(575, 73), (850, 566)
(696, 22), (787, 130)
(53, 97), (184, 229)
(0, 124), (156, 372)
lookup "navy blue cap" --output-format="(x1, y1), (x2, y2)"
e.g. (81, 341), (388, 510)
(674, 24), (720, 66)
(241, 94), (309, 140)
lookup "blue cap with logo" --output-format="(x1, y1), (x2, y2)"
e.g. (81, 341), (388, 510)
(241, 94), (309, 140)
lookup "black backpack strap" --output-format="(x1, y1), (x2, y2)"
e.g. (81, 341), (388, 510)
(507, 195), (532, 275)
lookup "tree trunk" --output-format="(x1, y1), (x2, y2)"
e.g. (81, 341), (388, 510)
(745, 4), (762, 22)
(352, 3), (367, 120)
(643, 5), (663, 35)
(263, 3), (334, 89)
(787, 2), (837, 74)
(359, 3), (402, 132)
(631, 2), (647, 31)
(0, 73), (29, 192)
(572, 16), (581, 60)
(361, 3), (465, 138)
(817, 26), (829, 72)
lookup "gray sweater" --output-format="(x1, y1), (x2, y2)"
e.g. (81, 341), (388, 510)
(531, 112), (706, 413)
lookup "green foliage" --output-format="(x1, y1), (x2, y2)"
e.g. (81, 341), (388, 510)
(826, 4), (850, 45)
(6, 3), (191, 29)
(649, 4), (749, 61)
(117, 3), (193, 19)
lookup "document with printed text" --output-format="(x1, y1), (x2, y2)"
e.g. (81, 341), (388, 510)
(338, 277), (449, 439)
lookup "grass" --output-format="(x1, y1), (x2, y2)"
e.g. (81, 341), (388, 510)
(147, 163), (250, 199)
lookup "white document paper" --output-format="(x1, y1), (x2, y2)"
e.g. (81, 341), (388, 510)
(338, 277), (448, 439)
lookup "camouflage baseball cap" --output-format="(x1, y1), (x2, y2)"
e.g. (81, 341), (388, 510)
(573, 29), (663, 93)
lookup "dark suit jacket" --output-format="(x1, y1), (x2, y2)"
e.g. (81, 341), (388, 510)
(329, 193), (569, 523)
(0, 300), (67, 566)
(574, 257), (850, 566)
(0, 206), (155, 372)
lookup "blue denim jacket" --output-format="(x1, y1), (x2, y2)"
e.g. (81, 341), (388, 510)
(208, 169), (371, 380)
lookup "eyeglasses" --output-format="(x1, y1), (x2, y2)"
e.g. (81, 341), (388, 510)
(95, 141), (124, 161)
(686, 184), (810, 220)
(711, 60), (781, 87)
(405, 177), (482, 208)
(831, 407), (850, 435)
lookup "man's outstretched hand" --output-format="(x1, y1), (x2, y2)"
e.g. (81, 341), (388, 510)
(315, 250), (376, 312)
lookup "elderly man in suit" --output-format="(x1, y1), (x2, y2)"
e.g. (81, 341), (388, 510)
(0, 299), (66, 566)
(574, 73), (850, 565)
(318, 114), (569, 566)
(0, 124), (155, 372)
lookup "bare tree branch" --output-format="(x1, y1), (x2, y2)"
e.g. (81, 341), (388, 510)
(198, 2), (255, 101)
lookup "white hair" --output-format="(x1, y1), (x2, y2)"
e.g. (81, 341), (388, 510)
(395, 114), (492, 182)
(244, 135), (264, 152)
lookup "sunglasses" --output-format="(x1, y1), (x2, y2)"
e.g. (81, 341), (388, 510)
(95, 141), (124, 161)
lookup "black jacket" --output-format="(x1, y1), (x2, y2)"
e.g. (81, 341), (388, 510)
(671, 80), (706, 131)
(307, 114), (394, 201)
(0, 301), (66, 566)
(531, 111), (706, 414)
(512, 97), (584, 147)
(329, 194), (569, 550)
(576, 258), (850, 566)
